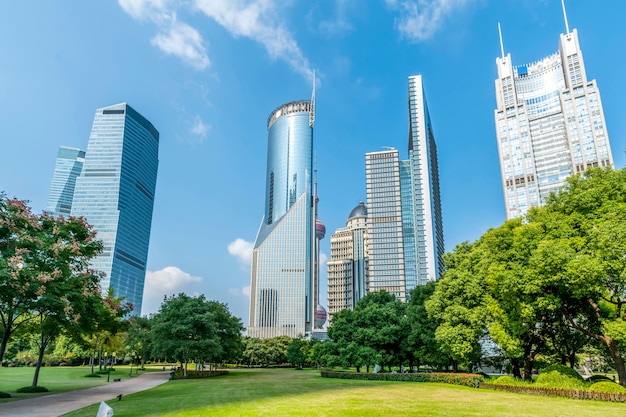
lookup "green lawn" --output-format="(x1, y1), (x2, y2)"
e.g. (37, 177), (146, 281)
(60, 368), (626, 417)
(0, 365), (146, 402)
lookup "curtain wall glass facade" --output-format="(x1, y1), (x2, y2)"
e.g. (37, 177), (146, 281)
(46, 146), (85, 218)
(71, 103), (159, 314)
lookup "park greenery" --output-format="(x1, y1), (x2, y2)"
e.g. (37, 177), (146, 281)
(3, 166), (626, 405)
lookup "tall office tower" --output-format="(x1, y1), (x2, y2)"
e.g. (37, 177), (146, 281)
(495, 18), (613, 219)
(365, 75), (444, 301)
(407, 75), (445, 286)
(327, 202), (368, 323)
(46, 146), (85, 218)
(365, 149), (407, 300)
(71, 103), (159, 314)
(248, 98), (322, 339)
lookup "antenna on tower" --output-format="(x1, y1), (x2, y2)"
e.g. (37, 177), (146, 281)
(498, 22), (505, 59)
(309, 69), (316, 128)
(561, 0), (570, 34)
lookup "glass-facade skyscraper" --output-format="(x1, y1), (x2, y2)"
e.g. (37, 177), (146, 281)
(248, 99), (323, 339)
(71, 103), (159, 314)
(365, 75), (444, 301)
(495, 27), (613, 219)
(46, 146), (85, 218)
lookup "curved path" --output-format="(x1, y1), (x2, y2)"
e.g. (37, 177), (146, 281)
(0, 371), (171, 417)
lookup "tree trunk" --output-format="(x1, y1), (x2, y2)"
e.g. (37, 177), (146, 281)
(366, 364), (370, 373)
(32, 338), (50, 387)
(523, 356), (534, 381)
(0, 324), (11, 367)
(568, 353), (576, 369)
(604, 337), (626, 386)
(511, 358), (521, 379)
(356, 365), (360, 373)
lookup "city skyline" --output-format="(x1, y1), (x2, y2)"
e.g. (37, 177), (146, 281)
(1, 1), (625, 324)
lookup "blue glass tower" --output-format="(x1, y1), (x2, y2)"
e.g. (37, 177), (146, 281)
(46, 146), (85, 218)
(248, 100), (320, 339)
(71, 103), (159, 314)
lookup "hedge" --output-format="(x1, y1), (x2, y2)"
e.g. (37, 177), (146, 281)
(170, 370), (228, 380)
(320, 370), (483, 388)
(481, 382), (626, 402)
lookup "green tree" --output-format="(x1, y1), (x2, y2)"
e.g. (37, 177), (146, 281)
(151, 294), (219, 375)
(426, 242), (486, 372)
(527, 168), (626, 385)
(0, 196), (44, 365)
(286, 338), (307, 368)
(406, 282), (449, 369)
(329, 291), (406, 371)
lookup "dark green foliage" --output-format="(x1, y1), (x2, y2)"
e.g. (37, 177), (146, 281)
(320, 370), (483, 388)
(0, 391), (11, 398)
(586, 374), (613, 383)
(170, 370), (228, 380)
(540, 364), (584, 381)
(589, 381), (626, 393)
(84, 374), (101, 378)
(16, 385), (48, 393)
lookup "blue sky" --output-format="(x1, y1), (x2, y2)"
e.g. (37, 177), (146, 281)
(1, 1), (625, 323)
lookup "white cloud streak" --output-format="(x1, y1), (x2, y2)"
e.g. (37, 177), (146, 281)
(118, 0), (210, 70)
(386, 0), (472, 42)
(193, 0), (314, 81)
(151, 20), (210, 70)
(142, 266), (203, 315)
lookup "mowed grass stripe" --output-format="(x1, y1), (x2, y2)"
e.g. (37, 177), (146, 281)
(59, 368), (626, 417)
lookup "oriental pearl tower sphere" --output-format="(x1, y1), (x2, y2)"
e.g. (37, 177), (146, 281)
(314, 214), (327, 329)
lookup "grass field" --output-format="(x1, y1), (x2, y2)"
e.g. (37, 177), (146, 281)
(58, 368), (626, 417)
(0, 365), (146, 402)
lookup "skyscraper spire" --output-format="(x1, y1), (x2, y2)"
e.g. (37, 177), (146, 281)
(310, 69), (316, 128)
(498, 22), (505, 59)
(562, 0), (570, 34)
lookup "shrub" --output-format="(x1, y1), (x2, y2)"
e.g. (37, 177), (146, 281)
(84, 374), (101, 378)
(171, 370), (228, 380)
(0, 392), (11, 398)
(16, 386), (48, 393)
(535, 371), (586, 389)
(491, 376), (530, 387)
(589, 381), (626, 393)
(320, 370), (483, 388)
(540, 364), (584, 381)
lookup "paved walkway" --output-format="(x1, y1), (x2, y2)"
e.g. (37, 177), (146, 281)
(0, 371), (171, 417)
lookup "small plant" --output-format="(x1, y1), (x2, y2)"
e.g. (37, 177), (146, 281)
(491, 376), (528, 386)
(0, 391), (11, 398)
(84, 374), (101, 378)
(589, 381), (626, 393)
(16, 386), (49, 393)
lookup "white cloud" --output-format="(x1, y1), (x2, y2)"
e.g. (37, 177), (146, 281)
(386, 0), (472, 42)
(193, 0), (314, 81)
(228, 285), (251, 297)
(118, 0), (170, 21)
(151, 20), (210, 70)
(142, 266), (203, 315)
(319, 252), (329, 267)
(228, 238), (254, 270)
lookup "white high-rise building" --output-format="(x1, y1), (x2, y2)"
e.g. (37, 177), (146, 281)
(495, 20), (613, 219)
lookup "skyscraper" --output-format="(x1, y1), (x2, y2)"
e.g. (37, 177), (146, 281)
(365, 75), (444, 301)
(495, 17), (613, 219)
(71, 103), (159, 314)
(327, 202), (368, 322)
(407, 75), (445, 286)
(248, 98), (323, 339)
(46, 146), (85, 218)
